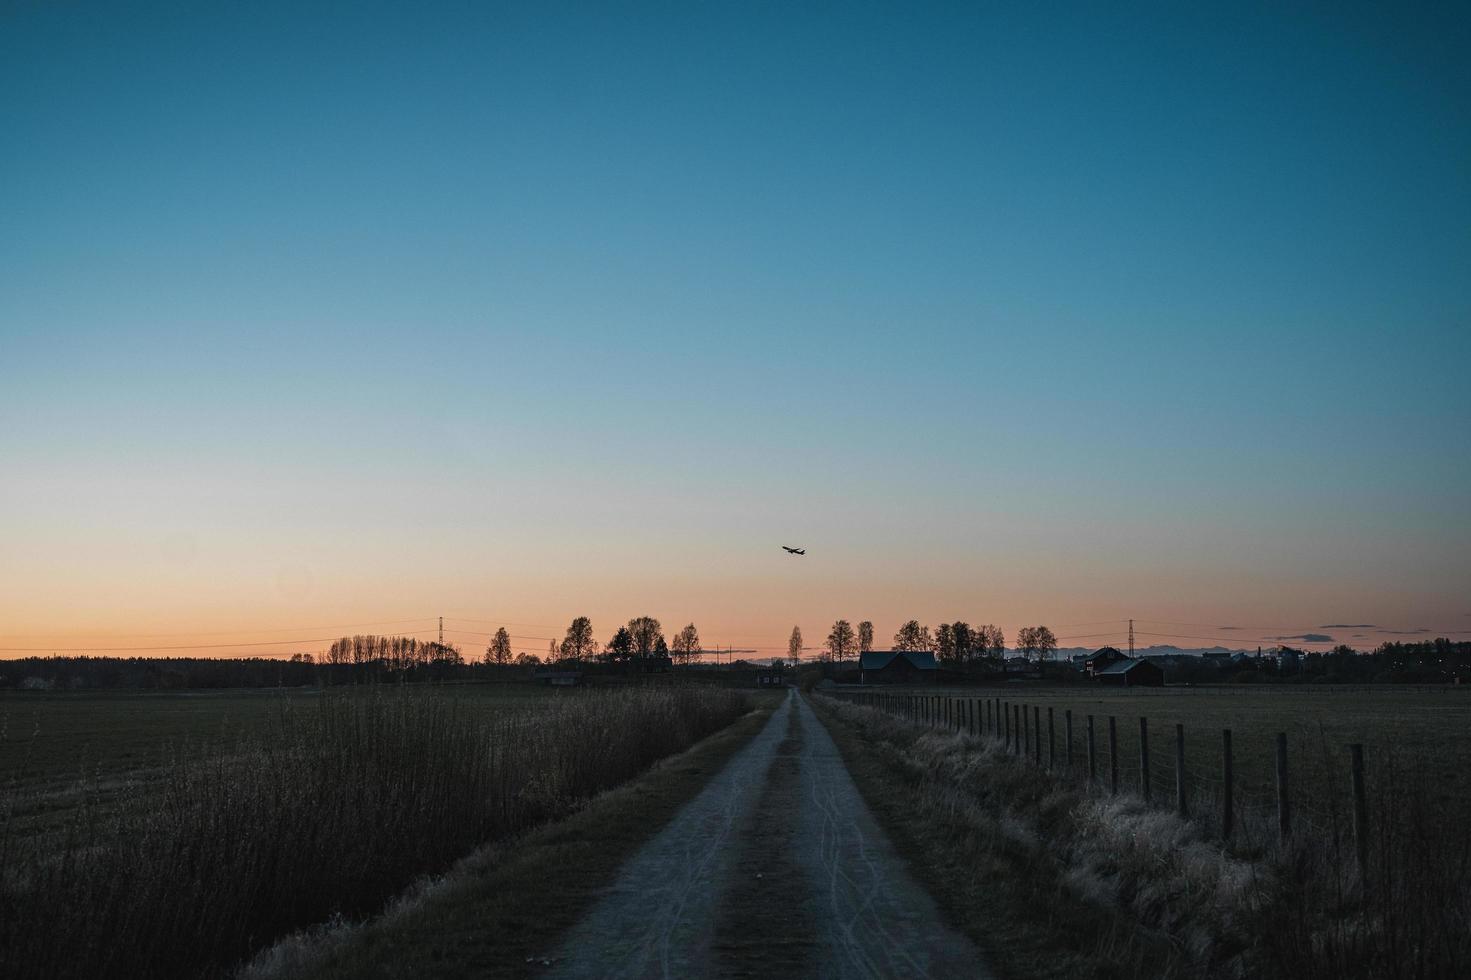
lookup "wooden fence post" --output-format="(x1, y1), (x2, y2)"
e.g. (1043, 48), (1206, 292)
(1109, 716), (1119, 795)
(1066, 709), (1074, 770)
(1015, 705), (1023, 757)
(1222, 729), (1233, 840)
(1275, 732), (1291, 843)
(1048, 707), (1056, 770)
(1087, 714), (1096, 784)
(1139, 717), (1151, 804)
(1175, 723), (1187, 818)
(1022, 704), (1030, 756)
(1003, 700), (1010, 748)
(1033, 706), (1041, 766)
(1351, 743), (1368, 891)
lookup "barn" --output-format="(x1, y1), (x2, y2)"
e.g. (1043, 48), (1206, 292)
(859, 650), (939, 684)
(1084, 646), (1128, 676)
(1093, 658), (1165, 687)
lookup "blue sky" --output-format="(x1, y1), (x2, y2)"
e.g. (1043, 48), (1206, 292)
(2, 2), (1468, 655)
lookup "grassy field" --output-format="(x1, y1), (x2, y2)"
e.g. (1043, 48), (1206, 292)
(851, 684), (1471, 834)
(0, 682), (750, 979)
(0, 684), (560, 844)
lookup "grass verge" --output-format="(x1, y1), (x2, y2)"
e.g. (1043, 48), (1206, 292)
(807, 695), (1247, 979)
(240, 693), (783, 980)
(814, 694), (1471, 979)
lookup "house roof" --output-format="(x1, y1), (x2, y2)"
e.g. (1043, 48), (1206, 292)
(1095, 657), (1159, 675)
(860, 650), (939, 671)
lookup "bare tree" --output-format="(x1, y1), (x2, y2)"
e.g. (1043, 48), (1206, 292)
(951, 621), (974, 663)
(560, 616), (597, 662)
(893, 620), (934, 652)
(486, 627), (512, 665)
(825, 620), (857, 662)
(1016, 626), (1036, 661)
(626, 617), (664, 659)
(788, 626), (803, 666)
(548, 639), (558, 662)
(858, 621), (874, 654)
(978, 623), (1005, 659)
(671, 622), (701, 667)
(1016, 626), (1056, 662)
(936, 623), (956, 664)
(1035, 625), (1058, 663)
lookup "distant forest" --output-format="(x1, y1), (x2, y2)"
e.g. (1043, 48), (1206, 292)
(0, 636), (481, 691)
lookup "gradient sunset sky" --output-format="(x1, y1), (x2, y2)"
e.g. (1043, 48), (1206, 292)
(3, 2), (1468, 660)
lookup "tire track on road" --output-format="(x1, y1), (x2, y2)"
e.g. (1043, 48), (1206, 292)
(547, 694), (793, 979)
(546, 691), (990, 979)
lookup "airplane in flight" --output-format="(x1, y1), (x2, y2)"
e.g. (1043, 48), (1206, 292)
(782, 545), (806, 555)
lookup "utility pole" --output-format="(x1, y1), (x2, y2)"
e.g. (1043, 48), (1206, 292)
(439, 616), (444, 646)
(1128, 619), (1134, 658)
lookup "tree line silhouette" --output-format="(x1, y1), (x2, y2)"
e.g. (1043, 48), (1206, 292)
(5, 635), (1466, 690)
(810, 619), (1021, 665)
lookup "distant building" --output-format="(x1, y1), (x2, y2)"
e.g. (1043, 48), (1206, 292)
(755, 668), (786, 688)
(859, 650), (939, 684)
(1084, 647), (1128, 677)
(1093, 658), (1165, 687)
(533, 667), (584, 687)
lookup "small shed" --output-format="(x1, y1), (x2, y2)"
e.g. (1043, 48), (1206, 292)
(1094, 658), (1165, 687)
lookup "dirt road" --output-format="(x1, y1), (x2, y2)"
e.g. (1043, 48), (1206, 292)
(548, 690), (989, 979)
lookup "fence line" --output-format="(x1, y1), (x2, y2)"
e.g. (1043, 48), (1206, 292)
(825, 688), (1378, 865)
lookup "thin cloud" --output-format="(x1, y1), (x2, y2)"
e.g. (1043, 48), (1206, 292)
(1269, 633), (1335, 643)
(1320, 623), (1376, 629)
(1382, 628), (1431, 635)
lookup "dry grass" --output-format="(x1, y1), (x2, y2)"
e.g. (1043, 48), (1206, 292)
(0, 685), (748, 979)
(815, 693), (1471, 979)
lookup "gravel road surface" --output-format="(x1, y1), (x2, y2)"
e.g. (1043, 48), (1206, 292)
(547, 690), (989, 979)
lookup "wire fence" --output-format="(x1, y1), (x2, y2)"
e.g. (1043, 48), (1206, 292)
(826, 688), (1390, 862)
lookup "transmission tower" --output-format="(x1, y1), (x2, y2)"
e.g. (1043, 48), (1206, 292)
(439, 616), (444, 646)
(1128, 619), (1134, 658)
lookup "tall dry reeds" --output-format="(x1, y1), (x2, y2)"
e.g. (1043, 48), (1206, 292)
(0, 685), (747, 979)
